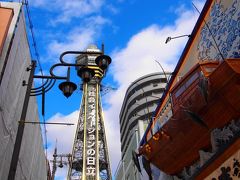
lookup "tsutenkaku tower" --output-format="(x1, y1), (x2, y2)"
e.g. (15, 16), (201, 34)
(68, 45), (112, 180)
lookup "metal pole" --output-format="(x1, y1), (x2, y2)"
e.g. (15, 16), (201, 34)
(19, 121), (74, 125)
(135, 129), (138, 180)
(96, 83), (100, 180)
(8, 61), (36, 180)
(135, 129), (139, 149)
(82, 83), (88, 180)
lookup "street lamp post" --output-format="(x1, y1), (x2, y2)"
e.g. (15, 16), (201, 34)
(7, 47), (111, 180)
(8, 61), (37, 180)
(67, 45), (112, 180)
(165, 34), (191, 44)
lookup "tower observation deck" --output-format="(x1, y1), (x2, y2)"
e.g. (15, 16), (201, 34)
(67, 45), (112, 180)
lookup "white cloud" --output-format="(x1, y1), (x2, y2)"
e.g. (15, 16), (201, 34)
(106, 4), (119, 14)
(30, 0), (46, 7)
(102, 97), (123, 174)
(46, 15), (110, 62)
(30, 0), (105, 24)
(46, 111), (79, 179)
(46, 111), (79, 152)
(56, 0), (104, 24)
(48, 28), (95, 58)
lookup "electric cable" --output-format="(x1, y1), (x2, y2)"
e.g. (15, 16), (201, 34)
(22, 0), (49, 163)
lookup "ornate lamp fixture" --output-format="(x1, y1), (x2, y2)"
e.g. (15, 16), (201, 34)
(165, 34), (191, 44)
(95, 55), (112, 70)
(58, 67), (77, 98)
(77, 67), (95, 82)
(58, 81), (77, 98)
(58, 160), (64, 168)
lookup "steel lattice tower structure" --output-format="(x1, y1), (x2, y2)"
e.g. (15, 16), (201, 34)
(67, 45), (112, 180)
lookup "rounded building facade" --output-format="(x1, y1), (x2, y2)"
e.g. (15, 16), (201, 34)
(119, 72), (171, 157)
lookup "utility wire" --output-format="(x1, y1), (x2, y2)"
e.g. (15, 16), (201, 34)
(24, 0), (44, 75)
(22, 0), (49, 160)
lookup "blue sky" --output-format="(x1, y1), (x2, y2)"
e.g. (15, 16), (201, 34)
(9, 0), (205, 179)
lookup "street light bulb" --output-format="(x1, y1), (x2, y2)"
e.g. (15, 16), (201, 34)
(58, 81), (77, 98)
(77, 67), (95, 82)
(95, 55), (112, 70)
(58, 162), (63, 168)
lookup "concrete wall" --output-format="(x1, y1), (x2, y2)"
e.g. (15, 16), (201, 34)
(0, 2), (47, 180)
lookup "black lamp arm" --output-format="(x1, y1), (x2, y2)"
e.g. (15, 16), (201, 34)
(30, 79), (56, 96)
(31, 78), (54, 94)
(49, 63), (99, 79)
(59, 51), (103, 64)
(34, 75), (66, 80)
(170, 34), (191, 39)
(67, 67), (70, 82)
(31, 78), (50, 91)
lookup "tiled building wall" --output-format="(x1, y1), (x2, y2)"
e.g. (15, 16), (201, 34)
(198, 0), (240, 60)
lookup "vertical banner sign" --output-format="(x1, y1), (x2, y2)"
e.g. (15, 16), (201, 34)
(85, 84), (97, 179)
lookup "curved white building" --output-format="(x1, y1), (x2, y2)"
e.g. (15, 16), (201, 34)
(116, 72), (171, 180)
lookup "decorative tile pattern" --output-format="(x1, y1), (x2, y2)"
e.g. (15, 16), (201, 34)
(198, 0), (240, 61)
(210, 158), (240, 180)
